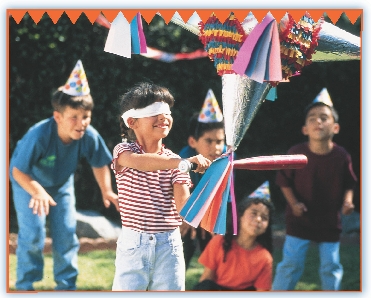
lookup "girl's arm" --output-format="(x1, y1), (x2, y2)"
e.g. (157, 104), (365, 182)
(173, 183), (190, 213)
(115, 151), (211, 173)
(199, 266), (216, 282)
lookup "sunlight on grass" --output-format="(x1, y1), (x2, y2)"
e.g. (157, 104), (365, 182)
(8, 242), (360, 291)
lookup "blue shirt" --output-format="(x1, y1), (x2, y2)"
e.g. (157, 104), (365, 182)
(10, 117), (112, 191)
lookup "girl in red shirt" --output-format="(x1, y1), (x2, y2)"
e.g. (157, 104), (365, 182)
(194, 195), (274, 291)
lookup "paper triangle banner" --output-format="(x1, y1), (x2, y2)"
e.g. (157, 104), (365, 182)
(104, 12), (131, 58)
(130, 13), (147, 54)
(232, 12), (282, 83)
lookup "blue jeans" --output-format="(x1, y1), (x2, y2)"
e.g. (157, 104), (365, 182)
(272, 235), (343, 290)
(12, 179), (80, 290)
(112, 226), (185, 291)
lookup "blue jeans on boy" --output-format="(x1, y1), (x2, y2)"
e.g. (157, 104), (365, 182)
(112, 226), (186, 291)
(272, 235), (343, 290)
(12, 178), (80, 290)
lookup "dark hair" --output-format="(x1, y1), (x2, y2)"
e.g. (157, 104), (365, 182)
(51, 87), (94, 113)
(118, 82), (175, 142)
(188, 112), (225, 140)
(304, 102), (339, 123)
(222, 197), (274, 262)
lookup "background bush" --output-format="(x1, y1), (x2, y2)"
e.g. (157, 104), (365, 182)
(9, 12), (361, 228)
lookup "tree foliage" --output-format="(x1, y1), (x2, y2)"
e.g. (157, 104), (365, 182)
(9, 12), (361, 224)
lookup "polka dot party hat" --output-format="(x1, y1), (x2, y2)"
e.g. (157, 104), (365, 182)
(198, 89), (223, 123)
(62, 60), (90, 96)
(248, 181), (271, 201)
(312, 88), (333, 107)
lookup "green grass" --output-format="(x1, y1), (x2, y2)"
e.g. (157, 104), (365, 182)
(8, 243), (360, 291)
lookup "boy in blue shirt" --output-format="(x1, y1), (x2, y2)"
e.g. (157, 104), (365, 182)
(9, 60), (119, 291)
(179, 89), (227, 269)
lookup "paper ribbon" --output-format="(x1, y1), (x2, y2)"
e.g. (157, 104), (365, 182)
(232, 12), (282, 83)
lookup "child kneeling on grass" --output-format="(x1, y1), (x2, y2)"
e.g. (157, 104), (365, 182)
(193, 182), (274, 291)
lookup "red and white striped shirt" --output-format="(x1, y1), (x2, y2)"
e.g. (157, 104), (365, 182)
(111, 142), (192, 233)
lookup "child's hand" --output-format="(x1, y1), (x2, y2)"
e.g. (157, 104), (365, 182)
(102, 190), (120, 212)
(188, 154), (212, 173)
(342, 201), (355, 215)
(29, 191), (57, 216)
(290, 202), (307, 217)
(179, 221), (197, 239)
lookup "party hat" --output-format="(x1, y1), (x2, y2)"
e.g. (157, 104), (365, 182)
(62, 60), (90, 96)
(312, 88), (333, 107)
(248, 181), (270, 200)
(198, 89), (224, 123)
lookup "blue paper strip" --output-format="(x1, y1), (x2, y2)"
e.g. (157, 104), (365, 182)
(130, 14), (140, 54)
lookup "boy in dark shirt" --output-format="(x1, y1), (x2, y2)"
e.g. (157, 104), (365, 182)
(272, 88), (357, 291)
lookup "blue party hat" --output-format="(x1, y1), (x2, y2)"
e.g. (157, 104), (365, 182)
(248, 181), (270, 200)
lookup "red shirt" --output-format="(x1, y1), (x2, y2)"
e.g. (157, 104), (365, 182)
(111, 142), (192, 233)
(199, 235), (273, 290)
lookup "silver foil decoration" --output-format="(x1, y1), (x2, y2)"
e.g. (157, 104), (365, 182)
(313, 21), (360, 61)
(222, 74), (271, 150)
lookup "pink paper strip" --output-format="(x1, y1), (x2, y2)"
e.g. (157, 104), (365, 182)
(190, 162), (231, 227)
(232, 12), (275, 76)
(267, 20), (282, 81)
(250, 23), (274, 82)
(136, 12), (147, 53)
(228, 153), (238, 235)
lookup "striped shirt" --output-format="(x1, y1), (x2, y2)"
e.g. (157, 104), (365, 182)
(111, 142), (192, 233)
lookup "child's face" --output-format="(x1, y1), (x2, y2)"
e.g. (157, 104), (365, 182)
(130, 113), (173, 140)
(188, 128), (225, 161)
(53, 106), (91, 144)
(302, 105), (339, 141)
(239, 203), (270, 237)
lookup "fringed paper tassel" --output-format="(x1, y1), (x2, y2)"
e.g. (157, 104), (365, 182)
(279, 12), (323, 80)
(199, 13), (246, 76)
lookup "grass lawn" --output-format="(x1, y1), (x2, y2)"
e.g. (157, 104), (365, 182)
(8, 241), (360, 291)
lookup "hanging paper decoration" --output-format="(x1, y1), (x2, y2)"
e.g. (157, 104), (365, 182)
(103, 12), (147, 58)
(180, 154), (233, 234)
(130, 12), (147, 54)
(232, 12), (282, 84)
(104, 12), (131, 58)
(180, 153), (308, 235)
(199, 12), (247, 76)
(96, 13), (208, 62)
(279, 12), (323, 80)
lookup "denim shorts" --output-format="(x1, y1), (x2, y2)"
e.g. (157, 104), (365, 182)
(112, 226), (185, 291)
